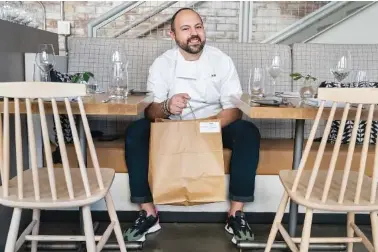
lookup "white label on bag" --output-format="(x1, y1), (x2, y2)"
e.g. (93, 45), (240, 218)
(199, 122), (221, 133)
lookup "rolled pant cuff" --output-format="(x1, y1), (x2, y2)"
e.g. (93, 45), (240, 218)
(229, 194), (254, 203)
(130, 196), (153, 204)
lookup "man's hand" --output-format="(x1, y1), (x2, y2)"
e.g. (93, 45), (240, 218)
(168, 93), (191, 115)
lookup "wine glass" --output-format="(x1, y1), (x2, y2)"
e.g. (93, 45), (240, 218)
(330, 51), (352, 87)
(266, 54), (282, 95)
(248, 67), (265, 100)
(35, 44), (55, 82)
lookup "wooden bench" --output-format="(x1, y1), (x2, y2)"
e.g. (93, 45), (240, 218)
(55, 139), (376, 176)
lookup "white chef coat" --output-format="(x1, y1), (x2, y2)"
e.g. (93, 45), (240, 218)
(146, 44), (242, 120)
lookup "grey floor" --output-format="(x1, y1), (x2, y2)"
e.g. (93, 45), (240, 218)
(20, 222), (372, 252)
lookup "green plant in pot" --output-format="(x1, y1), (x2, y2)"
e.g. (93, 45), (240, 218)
(290, 72), (318, 99)
(71, 72), (94, 83)
(71, 72), (98, 94)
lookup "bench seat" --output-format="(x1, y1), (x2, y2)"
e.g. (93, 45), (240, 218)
(54, 139), (376, 176)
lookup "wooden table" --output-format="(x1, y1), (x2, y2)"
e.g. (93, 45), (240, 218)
(0, 93), (153, 168)
(0, 93), (154, 116)
(233, 93), (376, 120)
(231, 94), (346, 251)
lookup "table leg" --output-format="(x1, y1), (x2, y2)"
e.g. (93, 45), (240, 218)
(288, 119), (305, 236)
(78, 115), (87, 167)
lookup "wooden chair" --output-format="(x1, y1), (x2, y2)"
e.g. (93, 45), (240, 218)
(0, 82), (126, 252)
(265, 88), (378, 252)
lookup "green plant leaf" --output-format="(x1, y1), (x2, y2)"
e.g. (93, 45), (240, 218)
(71, 75), (79, 83)
(83, 72), (90, 82)
(71, 72), (95, 83)
(290, 73), (301, 77)
(290, 72), (318, 82)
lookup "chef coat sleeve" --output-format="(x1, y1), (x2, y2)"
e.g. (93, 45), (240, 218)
(220, 56), (243, 109)
(146, 58), (169, 103)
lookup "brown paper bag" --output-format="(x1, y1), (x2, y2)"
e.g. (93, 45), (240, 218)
(148, 118), (226, 206)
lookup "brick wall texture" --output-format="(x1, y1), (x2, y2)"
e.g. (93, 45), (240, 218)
(28, 1), (328, 54)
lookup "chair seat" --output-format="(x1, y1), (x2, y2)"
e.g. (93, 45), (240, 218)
(0, 168), (115, 209)
(280, 170), (378, 212)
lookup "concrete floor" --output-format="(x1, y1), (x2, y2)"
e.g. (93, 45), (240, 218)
(20, 221), (372, 251)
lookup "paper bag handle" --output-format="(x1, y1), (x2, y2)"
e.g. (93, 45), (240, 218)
(179, 101), (196, 120)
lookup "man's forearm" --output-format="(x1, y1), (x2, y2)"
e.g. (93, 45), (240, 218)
(145, 102), (169, 121)
(217, 108), (242, 128)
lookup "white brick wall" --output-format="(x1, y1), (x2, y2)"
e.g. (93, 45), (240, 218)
(23, 1), (327, 55)
(217, 24), (237, 31)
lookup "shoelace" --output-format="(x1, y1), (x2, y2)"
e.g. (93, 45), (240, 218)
(131, 214), (146, 229)
(236, 215), (250, 230)
(239, 217), (247, 228)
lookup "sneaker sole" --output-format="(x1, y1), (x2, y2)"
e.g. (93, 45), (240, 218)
(224, 224), (255, 245)
(225, 224), (234, 235)
(136, 223), (162, 242)
(224, 225), (237, 244)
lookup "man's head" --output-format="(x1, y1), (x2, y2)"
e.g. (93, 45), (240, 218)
(169, 8), (206, 55)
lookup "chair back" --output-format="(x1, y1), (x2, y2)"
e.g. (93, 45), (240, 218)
(0, 82), (104, 201)
(291, 87), (378, 205)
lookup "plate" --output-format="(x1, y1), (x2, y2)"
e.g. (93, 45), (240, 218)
(251, 99), (281, 107)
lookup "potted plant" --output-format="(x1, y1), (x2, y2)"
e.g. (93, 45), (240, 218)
(71, 72), (98, 94)
(290, 72), (317, 99)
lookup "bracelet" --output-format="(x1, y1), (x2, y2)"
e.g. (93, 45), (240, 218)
(162, 98), (171, 116)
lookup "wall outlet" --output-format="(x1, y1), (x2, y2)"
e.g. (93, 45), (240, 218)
(58, 21), (71, 35)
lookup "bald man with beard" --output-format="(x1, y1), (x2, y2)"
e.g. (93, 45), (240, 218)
(123, 8), (260, 245)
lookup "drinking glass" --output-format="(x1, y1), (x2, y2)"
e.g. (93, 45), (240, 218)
(35, 44), (55, 82)
(248, 67), (265, 99)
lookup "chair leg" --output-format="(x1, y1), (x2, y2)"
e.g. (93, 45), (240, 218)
(347, 212), (355, 252)
(5, 208), (22, 252)
(370, 211), (378, 252)
(31, 209), (40, 252)
(82, 205), (96, 252)
(105, 192), (127, 252)
(299, 208), (313, 252)
(264, 192), (290, 252)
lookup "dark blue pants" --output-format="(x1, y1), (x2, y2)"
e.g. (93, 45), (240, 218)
(125, 118), (260, 204)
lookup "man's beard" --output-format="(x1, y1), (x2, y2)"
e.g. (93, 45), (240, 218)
(176, 35), (205, 54)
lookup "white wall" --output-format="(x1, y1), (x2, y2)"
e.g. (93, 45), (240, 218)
(92, 174), (298, 213)
(307, 2), (378, 44)
(83, 174), (355, 215)
(24, 53), (67, 82)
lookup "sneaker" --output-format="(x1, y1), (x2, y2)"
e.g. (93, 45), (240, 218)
(225, 210), (254, 244)
(123, 210), (161, 242)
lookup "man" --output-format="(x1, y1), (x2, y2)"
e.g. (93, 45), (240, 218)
(123, 8), (260, 244)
